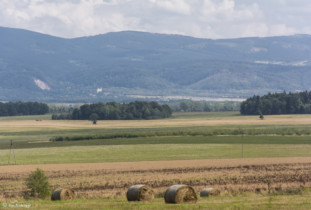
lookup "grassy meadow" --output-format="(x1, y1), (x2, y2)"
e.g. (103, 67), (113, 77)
(1, 112), (311, 165)
(2, 143), (311, 165)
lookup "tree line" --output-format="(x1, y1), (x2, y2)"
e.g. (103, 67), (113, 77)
(0, 101), (49, 116)
(168, 101), (240, 112)
(240, 91), (311, 115)
(52, 101), (172, 120)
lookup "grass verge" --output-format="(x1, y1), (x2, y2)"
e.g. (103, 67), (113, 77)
(3, 195), (311, 210)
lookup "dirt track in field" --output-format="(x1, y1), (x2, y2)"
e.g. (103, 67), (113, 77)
(1, 157), (311, 173)
(1, 157), (311, 199)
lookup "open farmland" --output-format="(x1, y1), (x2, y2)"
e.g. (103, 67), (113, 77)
(1, 112), (311, 209)
(1, 158), (311, 209)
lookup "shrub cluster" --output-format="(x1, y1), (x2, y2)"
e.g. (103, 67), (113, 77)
(25, 168), (50, 199)
(50, 128), (311, 142)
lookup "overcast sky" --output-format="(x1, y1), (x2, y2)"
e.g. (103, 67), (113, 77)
(0, 0), (310, 39)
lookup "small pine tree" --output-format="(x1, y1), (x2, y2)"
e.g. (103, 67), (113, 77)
(259, 113), (264, 120)
(25, 168), (50, 198)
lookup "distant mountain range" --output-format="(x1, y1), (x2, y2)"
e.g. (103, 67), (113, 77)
(1, 26), (311, 102)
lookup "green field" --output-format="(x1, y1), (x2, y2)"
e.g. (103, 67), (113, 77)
(6, 143), (311, 165)
(2, 137), (311, 165)
(1, 112), (311, 165)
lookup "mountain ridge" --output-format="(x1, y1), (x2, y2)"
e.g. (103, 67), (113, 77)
(0, 26), (311, 102)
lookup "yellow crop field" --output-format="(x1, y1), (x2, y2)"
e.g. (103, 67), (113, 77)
(1, 112), (311, 132)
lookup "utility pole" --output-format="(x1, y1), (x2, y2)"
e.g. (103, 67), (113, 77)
(8, 140), (16, 165)
(241, 134), (244, 159)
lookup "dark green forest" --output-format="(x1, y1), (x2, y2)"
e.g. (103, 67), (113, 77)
(168, 101), (240, 112)
(0, 101), (49, 116)
(240, 91), (311, 115)
(52, 101), (172, 120)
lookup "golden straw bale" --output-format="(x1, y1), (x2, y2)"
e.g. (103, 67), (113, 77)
(51, 188), (75, 201)
(164, 184), (197, 204)
(200, 188), (220, 197)
(126, 184), (154, 201)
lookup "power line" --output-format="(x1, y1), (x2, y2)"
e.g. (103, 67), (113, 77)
(8, 140), (16, 165)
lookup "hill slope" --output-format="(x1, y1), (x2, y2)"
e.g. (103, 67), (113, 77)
(1, 26), (311, 102)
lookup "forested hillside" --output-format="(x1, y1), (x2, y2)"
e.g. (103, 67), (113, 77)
(240, 91), (311, 115)
(1, 26), (311, 102)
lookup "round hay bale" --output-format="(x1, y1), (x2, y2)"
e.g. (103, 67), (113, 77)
(51, 188), (75, 201)
(200, 188), (220, 197)
(164, 184), (197, 204)
(126, 184), (154, 201)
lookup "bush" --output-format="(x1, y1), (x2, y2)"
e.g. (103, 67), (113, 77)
(25, 168), (50, 199)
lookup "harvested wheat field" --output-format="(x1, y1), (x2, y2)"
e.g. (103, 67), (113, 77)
(1, 157), (311, 199)
(1, 113), (311, 132)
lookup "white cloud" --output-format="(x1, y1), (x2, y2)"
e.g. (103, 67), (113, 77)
(0, 0), (310, 39)
(269, 24), (297, 36)
(149, 0), (191, 15)
(202, 0), (235, 17)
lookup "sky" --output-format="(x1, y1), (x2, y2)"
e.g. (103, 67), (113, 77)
(0, 0), (310, 39)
